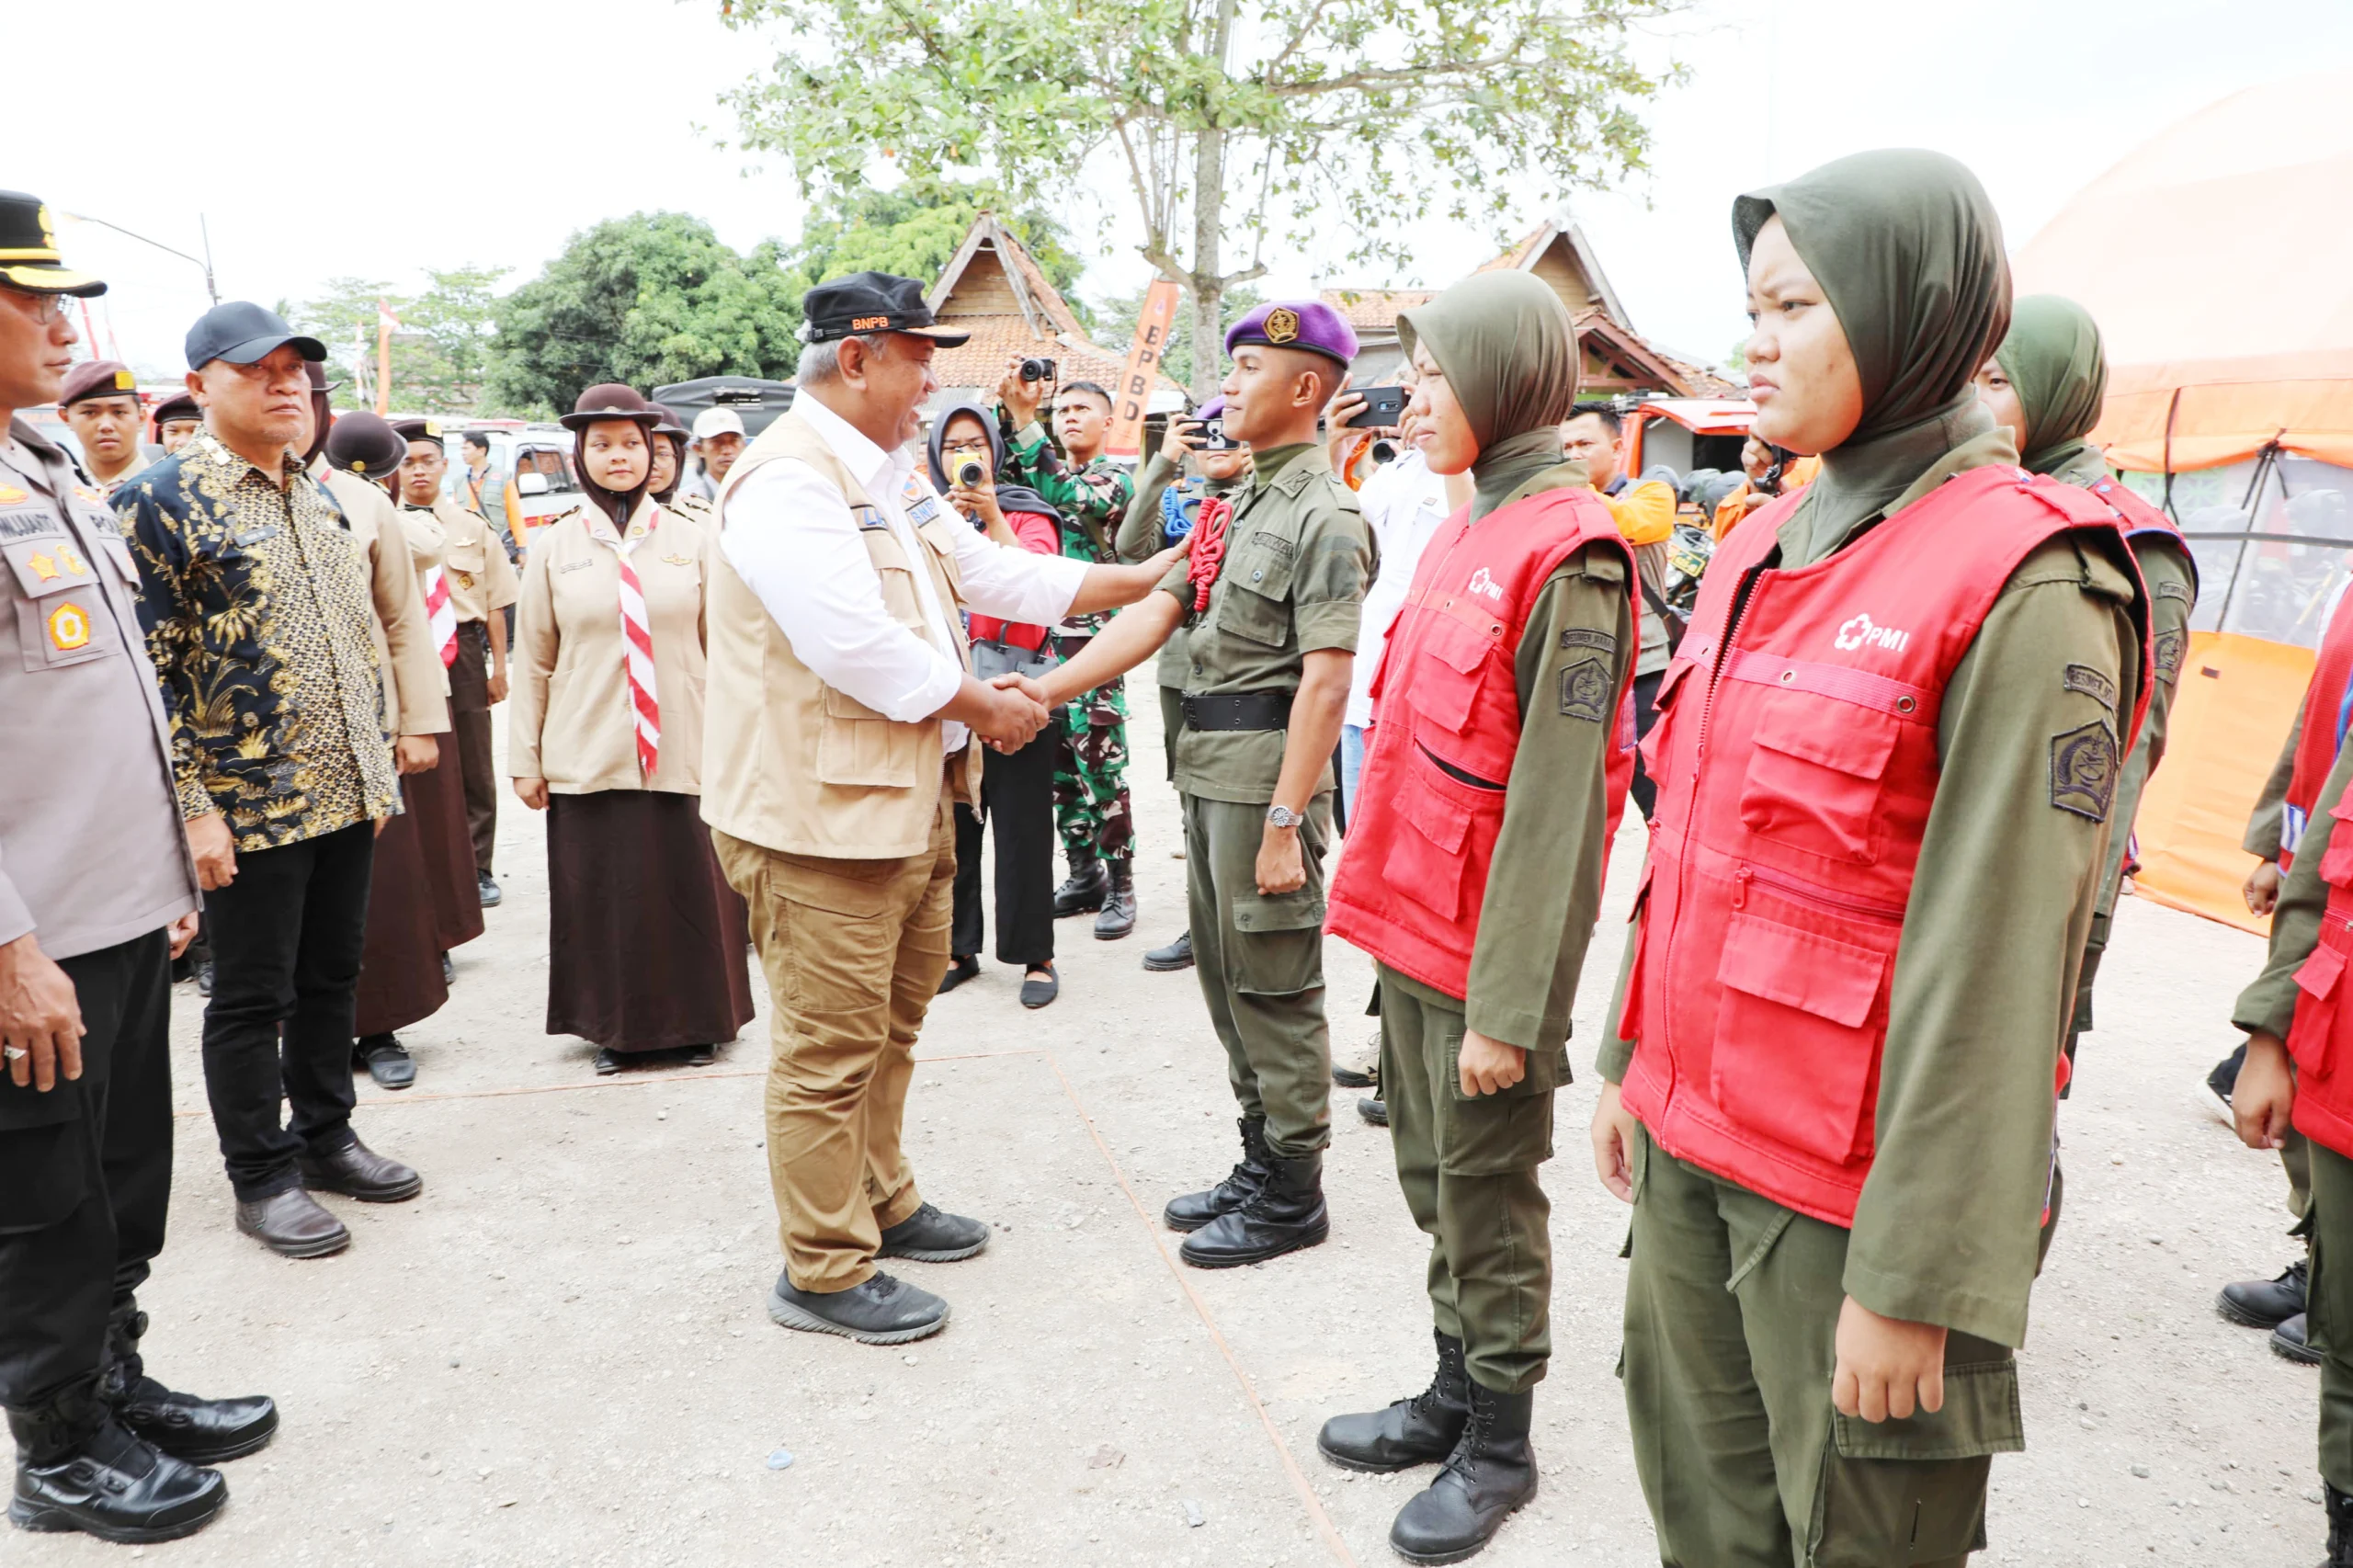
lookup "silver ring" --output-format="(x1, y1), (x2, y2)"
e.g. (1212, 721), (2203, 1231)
(3, 1046), (27, 1062)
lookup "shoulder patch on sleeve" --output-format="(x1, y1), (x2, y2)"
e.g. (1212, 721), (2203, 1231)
(2050, 719), (2120, 822)
(2061, 664), (2118, 710)
(1559, 655), (1613, 722)
(2153, 628), (2186, 683)
(852, 505), (889, 530)
(2154, 578), (2192, 602)
(1560, 627), (1619, 656)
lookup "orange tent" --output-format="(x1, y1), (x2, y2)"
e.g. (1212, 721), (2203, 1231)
(2014, 71), (2353, 932)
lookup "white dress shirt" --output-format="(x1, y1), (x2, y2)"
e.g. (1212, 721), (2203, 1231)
(720, 392), (1089, 753)
(1346, 448), (1457, 730)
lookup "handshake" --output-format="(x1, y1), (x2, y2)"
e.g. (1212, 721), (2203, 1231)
(960, 671), (1059, 753)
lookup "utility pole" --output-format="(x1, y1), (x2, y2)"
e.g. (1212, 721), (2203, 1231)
(62, 210), (218, 303)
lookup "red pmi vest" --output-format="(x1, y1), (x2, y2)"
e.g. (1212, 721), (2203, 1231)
(2284, 767), (2353, 1157)
(1327, 487), (1636, 999)
(2282, 588), (2353, 871)
(1616, 465), (2151, 1226)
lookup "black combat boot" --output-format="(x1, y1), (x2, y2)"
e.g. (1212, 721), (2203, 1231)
(1179, 1149), (1329, 1267)
(1317, 1331), (1470, 1471)
(104, 1301), (277, 1464)
(1053, 855), (1108, 916)
(1388, 1381), (1538, 1564)
(1142, 929), (1194, 971)
(1164, 1117), (1270, 1233)
(2327, 1482), (2353, 1566)
(7, 1373), (226, 1544)
(1094, 860), (1137, 939)
(2218, 1255), (2308, 1328)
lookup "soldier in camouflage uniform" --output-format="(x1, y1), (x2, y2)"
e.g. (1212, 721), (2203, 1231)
(996, 368), (1141, 939)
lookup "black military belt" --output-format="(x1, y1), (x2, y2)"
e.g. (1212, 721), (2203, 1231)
(1182, 690), (1293, 732)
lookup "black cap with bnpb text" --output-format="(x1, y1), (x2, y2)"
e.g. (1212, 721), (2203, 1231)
(799, 271), (971, 347)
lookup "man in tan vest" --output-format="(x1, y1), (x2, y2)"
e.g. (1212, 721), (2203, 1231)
(706, 273), (1183, 1345)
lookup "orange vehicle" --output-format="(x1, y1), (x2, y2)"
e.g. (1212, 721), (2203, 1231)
(1620, 397), (1756, 479)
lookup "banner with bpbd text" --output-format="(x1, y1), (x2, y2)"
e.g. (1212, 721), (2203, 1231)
(1105, 280), (1182, 459)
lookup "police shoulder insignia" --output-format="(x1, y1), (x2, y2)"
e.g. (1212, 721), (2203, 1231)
(1560, 627), (1618, 655)
(2060, 663), (2117, 710)
(1559, 655), (1612, 722)
(2050, 720), (2120, 822)
(1264, 307), (1301, 345)
(2153, 629), (2186, 682)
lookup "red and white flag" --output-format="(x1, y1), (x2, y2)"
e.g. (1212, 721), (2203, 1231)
(421, 565), (458, 667)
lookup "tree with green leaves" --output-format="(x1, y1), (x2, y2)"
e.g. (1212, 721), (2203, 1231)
(291, 266), (510, 414)
(481, 212), (803, 417)
(719, 0), (1685, 396)
(787, 186), (1089, 322)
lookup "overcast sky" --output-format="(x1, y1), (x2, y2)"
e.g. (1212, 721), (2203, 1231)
(25, 0), (2353, 381)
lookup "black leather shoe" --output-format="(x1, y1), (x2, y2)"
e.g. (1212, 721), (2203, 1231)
(7, 1379), (226, 1545)
(767, 1270), (949, 1345)
(2219, 1256), (2307, 1328)
(595, 1048), (623, 1075)
(1164, 1117), (1269, 1233)
(234, 1188), (349, 1258)
(1180, 1150), (1329, 1268)
(195, 960), (213, 997)
(1094, 860), (1137, 939)
(877, 1201), (991, 1262)
(1054, 858), (1108, 916)
(1359, 1096), (1389, 1127)
(1019, 964), (1060, 1009)
(105, 1305), (276, 1465)
(297, 1139), (422, 1203)
(1319, 1331), (1470, 1472)
(1143, 930), (1193, 971)
(440, 952), (456, 986)
(681, 1043), (718, 1067)
(1389, 1381), (1537, 1564)
(2273, 1312), (2324, 1365)
(2327, 1481), (2353, 1566)
(477, 871), (503, 909)
(353, 1033), (416, 1090)
(938, 955), (981, 994)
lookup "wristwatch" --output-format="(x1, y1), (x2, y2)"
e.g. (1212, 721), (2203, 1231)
(1266, 803), (1303, 831)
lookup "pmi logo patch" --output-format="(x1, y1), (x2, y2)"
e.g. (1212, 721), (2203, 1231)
(1466, 567), (1504, 604)
(1834, 612), (1910, 654)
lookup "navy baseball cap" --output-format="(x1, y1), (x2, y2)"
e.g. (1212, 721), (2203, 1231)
(185, 301), (325, 371)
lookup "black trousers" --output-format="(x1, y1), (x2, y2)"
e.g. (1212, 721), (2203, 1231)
(1627, 666), (1665, 823)
(0, 930), (173, 1406)
(200, 820), (374, 1201)
(950, 725), (1057, 968)
(450, 620), (498, 875)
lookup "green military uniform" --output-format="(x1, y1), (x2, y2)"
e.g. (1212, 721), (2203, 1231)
(1004, 421), (1138, 867)
(1379, 459), (1633, 1395)
(2234, 725), (2353, 1501)
(1120, 452), (1191, 782)
(2248, 710), (2318, 1221)
(1155, 443), (1370, 1160)
(1599, 429), (2145, 1566)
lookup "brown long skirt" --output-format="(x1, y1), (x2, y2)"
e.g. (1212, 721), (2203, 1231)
(355, 782), (449, 1038)
(408, 739), (484, 951)
(545, 789), (756, 1054)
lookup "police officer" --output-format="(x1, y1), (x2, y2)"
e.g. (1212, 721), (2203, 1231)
(1590, 153), (2146, 1565)
(1321, 271), (1638, 1562)
(1039, 301), (1373, 1269)
(0, 189), (273, 1544)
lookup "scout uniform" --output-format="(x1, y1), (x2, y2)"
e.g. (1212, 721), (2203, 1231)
(0, 200), (266, 1544)
(1152, 301), (1372, 1271)
(1604, 154), (2150, 1567)
(432, 479), (520, 885)
(1004, 403), (1141, 935)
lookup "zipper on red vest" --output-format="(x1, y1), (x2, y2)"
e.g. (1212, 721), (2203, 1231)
(1658, 562), (1771, 1122)
(1731, 862), (1905, 923)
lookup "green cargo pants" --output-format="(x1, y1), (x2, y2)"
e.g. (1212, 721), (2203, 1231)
(1378, 967), (1563, 1394)
(2308, 1140), (2353, 1493)
(1623, 1129), (2023, 1567)
(1183, 793), (1332, 1160)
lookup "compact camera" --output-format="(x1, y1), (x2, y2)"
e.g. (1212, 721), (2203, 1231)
(955, 459), (985, 487)
(1019, 358), (1057, 383)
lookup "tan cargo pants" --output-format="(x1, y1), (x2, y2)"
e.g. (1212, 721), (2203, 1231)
(713, 801), (955, 1293)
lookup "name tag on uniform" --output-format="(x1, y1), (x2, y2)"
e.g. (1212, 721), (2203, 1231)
(0, 507), (63, 540)
(560, 558), (593, 574)
(232, 523), (280, 548)
(851, 506), (889, 531)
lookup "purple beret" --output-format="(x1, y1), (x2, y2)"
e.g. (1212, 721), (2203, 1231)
(1197, 395), (1226, 420)
(58, 359), (139, 409)
(1224, 301), (1358, 368)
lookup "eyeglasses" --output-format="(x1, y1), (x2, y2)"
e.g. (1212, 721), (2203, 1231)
(1, 290), (70, 325)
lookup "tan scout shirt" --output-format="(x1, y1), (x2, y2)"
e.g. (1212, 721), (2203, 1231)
(0, 419), (197, 959)
(438, 497), (518, 623)
(510, 497), (713, 796)
(318, 467), (449, 738)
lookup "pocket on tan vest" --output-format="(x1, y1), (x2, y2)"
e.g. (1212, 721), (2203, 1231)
(818, 686), (921, 788)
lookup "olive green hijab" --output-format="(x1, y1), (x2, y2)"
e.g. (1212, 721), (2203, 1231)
(1994, 294), (2109, 482)
(1733, 148), (2014, 549)
(1396, 271), (1580, 520)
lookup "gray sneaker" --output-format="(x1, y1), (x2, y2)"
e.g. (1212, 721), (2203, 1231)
(876, 1201), (991, 1262)
(767, 1271), (949, 1345)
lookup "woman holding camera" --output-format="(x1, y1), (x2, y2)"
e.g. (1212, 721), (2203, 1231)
(927, 403), (1065, 1009)
(509, 385), (756, 1073)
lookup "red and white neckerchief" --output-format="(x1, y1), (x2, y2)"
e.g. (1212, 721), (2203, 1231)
(594, 501), (662, 778)
(421, 564), (458, 667)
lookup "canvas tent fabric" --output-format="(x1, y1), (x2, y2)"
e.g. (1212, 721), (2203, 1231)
(2015, 70), (2353, 933)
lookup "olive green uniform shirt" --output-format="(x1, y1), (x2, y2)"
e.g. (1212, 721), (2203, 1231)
(1152, 444), (1371, 804)
(1122, 453), (1190, 692)
(1600, 431), (2145, 1346)
(2236, 721), (2353, 1038)
(2248, 706), (2304, 862)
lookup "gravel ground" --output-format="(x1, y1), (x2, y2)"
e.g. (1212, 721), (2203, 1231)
(15, 699), (2325, 1567)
